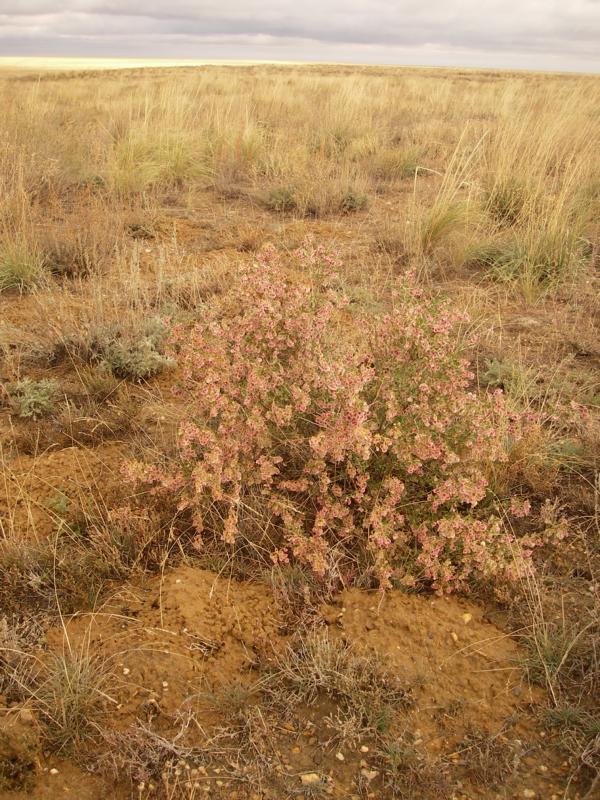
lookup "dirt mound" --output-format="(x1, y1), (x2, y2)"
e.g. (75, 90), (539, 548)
(12, 565), (567, 799)
(43, 566), (283, 726)
(325, 588), (528, 746)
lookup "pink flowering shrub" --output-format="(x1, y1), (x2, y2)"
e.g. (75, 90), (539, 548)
(127, 245), (531, 592)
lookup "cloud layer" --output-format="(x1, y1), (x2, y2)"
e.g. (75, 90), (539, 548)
(1, 0), (599, 72)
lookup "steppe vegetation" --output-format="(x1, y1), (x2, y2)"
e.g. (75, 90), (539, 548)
(0, 62), (599, 799)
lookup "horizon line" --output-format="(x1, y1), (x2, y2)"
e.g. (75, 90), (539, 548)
(1, 56), (599, 78)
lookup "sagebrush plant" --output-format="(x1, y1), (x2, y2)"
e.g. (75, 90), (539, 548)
(100, 318), (172, 381)
(4, 378), (58, 419)
(60, 317), (173, 381)
(127, 244), (535, 592)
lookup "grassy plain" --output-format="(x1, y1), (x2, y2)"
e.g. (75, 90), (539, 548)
(0, 62), (598, 799)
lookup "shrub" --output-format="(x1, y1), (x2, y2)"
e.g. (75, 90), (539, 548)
(61, 317), (173, 381)
(100, 319), (172, 381)
(128, 245), (529, 592)
(4, 378), (58, 419)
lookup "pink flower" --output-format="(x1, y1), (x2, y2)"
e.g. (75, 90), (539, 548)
(127, 243), (532, 594)
(509, 497), (532, 518)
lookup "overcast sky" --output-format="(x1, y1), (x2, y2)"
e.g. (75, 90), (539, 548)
(1, 1), (599, 73)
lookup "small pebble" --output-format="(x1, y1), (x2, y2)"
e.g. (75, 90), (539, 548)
(523, 791), (536, 799)
(360, 769), (378, 782)
(360, 745), (369, 753)
(335, 752), (344, 761)
(49, 768), (59, 776)
(462, 613), (472, 624)
(122, 667), (130, 676)
(18, 708), (34, 725)
(300, 772), (322, 786)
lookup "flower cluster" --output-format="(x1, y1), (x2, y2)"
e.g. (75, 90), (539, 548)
(129, 245), (530, 592)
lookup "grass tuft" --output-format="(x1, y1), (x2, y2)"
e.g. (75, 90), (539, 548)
(0, 241), (47, 293)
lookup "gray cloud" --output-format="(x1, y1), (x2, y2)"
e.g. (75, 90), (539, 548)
(0, 0), (599, 71)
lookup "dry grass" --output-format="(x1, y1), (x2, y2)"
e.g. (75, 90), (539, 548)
(0, 66), (598, 262)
